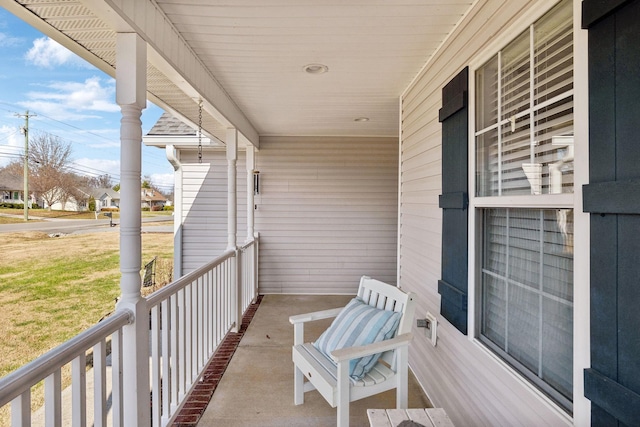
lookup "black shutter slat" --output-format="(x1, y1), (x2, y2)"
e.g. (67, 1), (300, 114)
(582, 0), (634, 28)
(583, 180), (640, 214)
(584, 369), (640, 426)
(438, 67), (469, 335)
(438, 192), (468, 210)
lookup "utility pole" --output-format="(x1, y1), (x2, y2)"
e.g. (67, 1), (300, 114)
(17, 111), (36, 221)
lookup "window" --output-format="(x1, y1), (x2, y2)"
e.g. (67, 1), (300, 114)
(474, 0), (573, 412)
(481, 208), (573, 409)
(476, 0), (573, 196)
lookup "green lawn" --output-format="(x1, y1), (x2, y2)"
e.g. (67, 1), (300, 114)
(0, 231), (174, 377)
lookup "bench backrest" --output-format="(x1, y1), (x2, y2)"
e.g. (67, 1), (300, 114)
(356, 276), (415, 366)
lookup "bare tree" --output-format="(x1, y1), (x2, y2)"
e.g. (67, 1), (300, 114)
(86, 173), (113, 189)
(29, 133), (73, 210)
(58, 172), (90, 210)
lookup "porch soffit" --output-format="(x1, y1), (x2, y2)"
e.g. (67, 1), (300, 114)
(3, 0), (474, 141)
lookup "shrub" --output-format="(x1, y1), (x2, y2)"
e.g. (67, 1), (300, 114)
(163, 205), (174, 211)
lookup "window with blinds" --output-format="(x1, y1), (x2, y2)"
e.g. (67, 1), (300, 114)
(476, 0), (573, 197)
(481, 208), (573, 411)
(474, 0), (574, 413)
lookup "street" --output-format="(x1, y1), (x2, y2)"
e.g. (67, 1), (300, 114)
(0, 214), (173, 234)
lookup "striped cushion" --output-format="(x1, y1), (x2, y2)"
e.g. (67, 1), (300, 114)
(313, 297), (402, 380)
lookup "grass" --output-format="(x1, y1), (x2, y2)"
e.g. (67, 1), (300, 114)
(0, 230), (173, 424)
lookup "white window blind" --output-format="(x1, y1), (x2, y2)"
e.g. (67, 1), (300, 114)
(476, 0), (573, 197)
(482, 208), (573, 410)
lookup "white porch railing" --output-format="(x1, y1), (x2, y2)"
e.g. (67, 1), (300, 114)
(0, 237), (259, 426)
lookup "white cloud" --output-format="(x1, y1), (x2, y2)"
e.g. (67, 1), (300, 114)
(20, 76), (119, 121)
(25, 37), (89, 69)
(149, 173), (174, 191)
(0, 32), (22, 47)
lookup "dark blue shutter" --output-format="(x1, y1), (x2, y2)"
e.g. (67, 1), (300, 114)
(438, 67), (469, 335)
(582, 1), (640, 425)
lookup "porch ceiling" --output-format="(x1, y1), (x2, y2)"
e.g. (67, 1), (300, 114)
(3, 0), (473, 144)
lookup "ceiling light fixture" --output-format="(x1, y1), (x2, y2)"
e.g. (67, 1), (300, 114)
(303, 63), (329, 74)
(354, 117), (370, 122)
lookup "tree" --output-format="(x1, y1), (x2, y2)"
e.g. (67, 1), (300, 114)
(58, 172), (89, 210)
(29, 133), (73, 210)
(86, 174), (113, 189)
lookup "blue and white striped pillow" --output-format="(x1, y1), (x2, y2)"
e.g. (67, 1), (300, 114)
(313, 297), (402, 380)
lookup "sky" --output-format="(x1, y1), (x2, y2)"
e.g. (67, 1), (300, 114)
(0, 8), (174, 193)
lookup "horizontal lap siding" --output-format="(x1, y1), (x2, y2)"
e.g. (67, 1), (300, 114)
(256, 136), (398, 294)
(180, 150), (247, 273)
(401, 0), (569, 425)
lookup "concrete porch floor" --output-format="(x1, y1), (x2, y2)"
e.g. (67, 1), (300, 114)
(196, 294), (432, 426)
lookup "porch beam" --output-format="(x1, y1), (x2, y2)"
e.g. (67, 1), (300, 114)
(88, 0), (260, 148)
(114, 32), (150, 427)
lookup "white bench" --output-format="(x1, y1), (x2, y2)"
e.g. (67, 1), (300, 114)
(290, 276), (416, 427)
(367, 408), (455, 427)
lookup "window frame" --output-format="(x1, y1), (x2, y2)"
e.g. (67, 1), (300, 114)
(466, 0), (576, 416)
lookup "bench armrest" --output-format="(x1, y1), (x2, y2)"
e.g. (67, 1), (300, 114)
(289, 307), (343, 325)
(330, 332), (413, 363)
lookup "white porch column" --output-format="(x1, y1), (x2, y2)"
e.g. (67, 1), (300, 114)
(226, 128), (238, 250)
(246, 145), (255, 242)
(114, 32), (149, 427)
(226, 128), (240, 332)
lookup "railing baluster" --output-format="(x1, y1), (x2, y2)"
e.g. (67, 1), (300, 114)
(71, 353), (86, 427)
(191, 280), (198, 382)
(161, 298), (171, 424)
(216, 266), (222, 346)
(94, 340), (107, 427)
(112, 329), (123, 427)
(184, 284), (192, 388)
(198, 276), (204, 370)
(44, 369), (62, 427)
(207, 271), (216, 355)
(11, 390), (31, 427)
(150, 305), (161, 427)
(178, 288), (186, 400)
(170, 293), (179, 412)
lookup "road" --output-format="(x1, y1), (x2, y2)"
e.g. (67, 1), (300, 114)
(0, 215), (173, 234)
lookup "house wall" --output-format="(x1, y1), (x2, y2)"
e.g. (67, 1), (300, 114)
(255, 136), (398, 294)
(400, 0), (582, 425)
(179, 150), (247, 273)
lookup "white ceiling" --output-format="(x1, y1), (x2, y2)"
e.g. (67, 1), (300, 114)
(3, 0), (474, 141)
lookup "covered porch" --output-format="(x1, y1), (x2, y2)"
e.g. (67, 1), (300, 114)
(178, 294), (430, 426)
(6, 0), (638, 425)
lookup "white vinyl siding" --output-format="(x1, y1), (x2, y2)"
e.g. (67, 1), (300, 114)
(180, 150), (247, 273)
(255, 136), (398, 294)
(400, 1), (573, 426)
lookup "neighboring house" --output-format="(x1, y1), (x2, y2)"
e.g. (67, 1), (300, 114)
(90, 187), (120, 210)
(44, 187), (90, 212)
(141, 188), (167, 210)
(0, 170), (39, 207)
(0, 172), (25, 204)
(5, 1), (640, 426)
